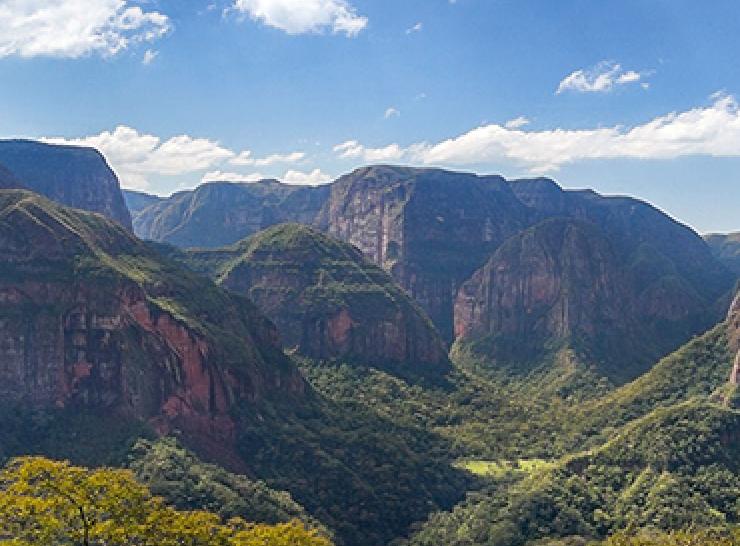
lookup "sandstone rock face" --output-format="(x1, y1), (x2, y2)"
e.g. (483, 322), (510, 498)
(316, 166), (530, 341)
(0, 190), (303, 447)
(729, 292), (740, 384)
(452, 178), (735, 381)
(454, 219), (649, 380)
(0, 140), (132, 229)
(133, 181), (330, 248)
(188, 224), (450, 379)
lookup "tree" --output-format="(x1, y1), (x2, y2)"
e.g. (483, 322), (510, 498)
(0, 456), (331, 546)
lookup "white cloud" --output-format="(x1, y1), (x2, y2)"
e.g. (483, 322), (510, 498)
(556, 61), (649, 94)
(232, 0), (367, 36)
(504, 116), (530, 129)
(202, 170), (265, 183)
(333, 140), (406, 162)
(142, 49), (158, 65)
(384, 107), (400, 119)
(282, 168), (332, 185)
(228, 150), (305, 166)
(406, 22), (422, 34)
(0, 0), (170, 59)
(334, 94), (740, 174)
(43, 126), (234, 190)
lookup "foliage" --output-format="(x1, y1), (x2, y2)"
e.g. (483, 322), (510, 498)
(594, 528), (740, 546)
(0, 456), (332, 546)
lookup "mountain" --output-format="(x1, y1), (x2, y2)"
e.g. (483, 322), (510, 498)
(0, 164), (22, 189)
(705, 232), (740, 275)
(124, 189), (163, 215)
(316, 166), (531, 341)
(0, 189), (303, 464)
(133, 180), (330, 248)
(454, 218), (652, 381)
(729, 291), (740, 385)
(0, 140), (132, 229)
(180, 223), (451, 381)
(450, 178), (734, 382)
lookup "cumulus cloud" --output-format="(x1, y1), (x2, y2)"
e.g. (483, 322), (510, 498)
(282, 168), (332, 185)
(384, 107), (400, 119)
(142, 49), (158, 65)
(333, 140), (406, 162)
(232, 0), (367, 36)
(0, 0), (170, 59)
(334, 94), (740, 174)
(201, 170), (265, 183)
(557, 61), (650, 94)
(504, 116), (530, 129)
(43, 126), (234, 189)
(228, 150), (305, 167)
(406, 22), (423, 34)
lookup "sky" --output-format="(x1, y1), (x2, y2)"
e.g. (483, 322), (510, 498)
(0, 0), (739, 233)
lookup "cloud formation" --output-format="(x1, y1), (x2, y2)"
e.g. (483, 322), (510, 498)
(334, 94), (740, 173)
(232, 0), (367, 36)
(0, 0), (170, 59)
(43, 126), (235, 189)
(557, 61), (649, 94)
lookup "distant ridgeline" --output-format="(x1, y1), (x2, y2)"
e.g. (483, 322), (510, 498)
(131, 165), (736, 383)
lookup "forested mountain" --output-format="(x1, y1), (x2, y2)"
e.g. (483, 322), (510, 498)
(706, 232), (740, 275)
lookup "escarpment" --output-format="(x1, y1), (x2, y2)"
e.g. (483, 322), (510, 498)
(0, 140), (132, 229)
(0, 190), (304, 451)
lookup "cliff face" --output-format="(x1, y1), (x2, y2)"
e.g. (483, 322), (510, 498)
(729, 292), (740, 384)
(0, 140), (132, 229)
(184, 224), (450, 379)
(454, 219), (651, 380)
(133, 181), (330, 248)
(0, 190), (303, 451)
(316, 166), (531, 341)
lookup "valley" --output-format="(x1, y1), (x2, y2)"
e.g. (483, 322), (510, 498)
(0, 140), (737, 546)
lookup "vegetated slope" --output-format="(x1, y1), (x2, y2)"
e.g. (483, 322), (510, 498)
(0, 188), (303, 465)
(133, 180), (329, 248)
(705, 232), (740, 275)
(405, 399), (740, 546)
(0, 140), (132, 229)
(184, 223), (451, 381)
(0, 190), (468, 546)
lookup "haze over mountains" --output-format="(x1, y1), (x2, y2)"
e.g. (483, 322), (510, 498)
(0, 139), (737, 546)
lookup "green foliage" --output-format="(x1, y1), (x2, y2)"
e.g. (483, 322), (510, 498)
(128, 438), (329, 536)
(0, 456), (333, 546)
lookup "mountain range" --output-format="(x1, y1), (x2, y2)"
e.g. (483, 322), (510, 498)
(0, 139), (737, 546)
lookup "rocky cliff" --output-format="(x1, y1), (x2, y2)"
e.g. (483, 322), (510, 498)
(124, 189), (164, 216)
(133, 180), (330, 248)
(454, 219), (652, 380)
(0, 189), (303, 455)
(316, 166), (531, 341)
(0, 140), (132, 229)
(729, 291), (740, 384)
(182, 224), (450, 380)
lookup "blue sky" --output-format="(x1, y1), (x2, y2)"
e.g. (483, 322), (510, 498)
(0, 0), (738, 233)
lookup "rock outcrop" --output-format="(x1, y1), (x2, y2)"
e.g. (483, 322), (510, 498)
(316, 166), (531, 341)
(455, 219), (651, 380)
(133, 180), (330, 248)
(0, 140), (132, 229)
(0, 190), (303, 451)
(184, 224), (451, 380)
(729, 291), (740, 384)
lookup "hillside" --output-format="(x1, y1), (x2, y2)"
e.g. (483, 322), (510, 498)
(0, 140), (132, 229)
(133, 180), (329, 248)
(124, 189), (164, 215)
(705, 232), (740, 275)
(183, 224), (451, 381)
